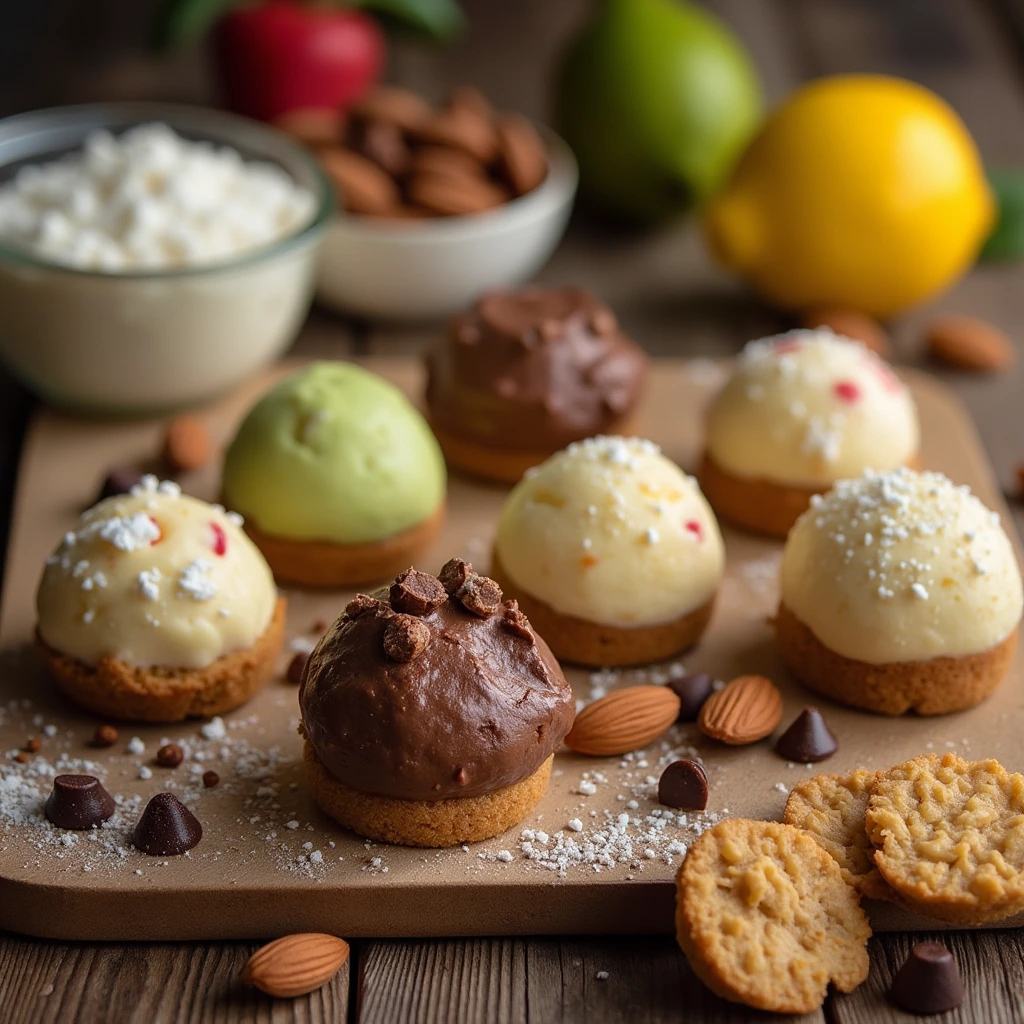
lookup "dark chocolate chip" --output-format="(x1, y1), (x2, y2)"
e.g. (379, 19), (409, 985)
(889, 942), (964, 1014)
(345, 594), (380, 619)
(657, 759), (708, 811)
(286, 651), (309, 685)
(96, 468), (144, 503)
(45, 774), (116, 830)
(456, 575), (503, 617)
(133, 793), (203, 856)
(155, 743), (184, 768)
(92, 724), (119, 748)
(438, 558), (474, 596)
(502, 600), (535, 644)
(383, 614), (431, 662)
(667, 673), (714, 722)
(774, 707), (838, 763)
(202, 770), (220, 789)
(389, 568), (447, 616)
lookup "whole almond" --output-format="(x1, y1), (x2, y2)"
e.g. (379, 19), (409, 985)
(242, 933), (350, 998)
(801, 305), (891, 359)
(564, 686), (681, 756)
(698, 675), (783, 745)
(163, 415), (211, 472)
(925, 315), (1015, 371)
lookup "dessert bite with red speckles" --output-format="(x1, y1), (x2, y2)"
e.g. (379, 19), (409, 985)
(698, 329), (920, 537)
(35, 476), (285, 721)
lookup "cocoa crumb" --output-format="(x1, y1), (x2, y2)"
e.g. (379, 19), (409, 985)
(202, 770), (220, 788)
(345, 594), (380, 619)
(389, 568), (446, 616)
(383, 614), (431, 662)
(286, 651), (309, 685)
(92, 725), (119, 748)
(438, 557), (474, 595)
(457, 575), (503, 617)
(156, 743), (184, 768)
(24, 736), (41, 753)
(502, 600), (535, 643)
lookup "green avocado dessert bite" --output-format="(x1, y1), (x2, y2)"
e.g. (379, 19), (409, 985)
(222, 362), (446, 586)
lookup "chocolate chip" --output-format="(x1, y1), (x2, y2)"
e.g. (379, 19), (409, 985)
(502, 600), (535, 644)
(774, 707), (838, 763)
(667, 673), (714, 722)
(156, 743), (184, 768)
(202, 770), (220, 789)
(96, 467), (144, 503)
(890, 942), (964, 1014)
(45, 775), (116, 830)
(24, 736), (41, 753)
(389, 568), (447, 616)
(657, 759), (708, 811)
(92, 724), (118, 748)
(383, 614), (431, 662)
(133, 793), (202, 856)
(438, 557), (474, 596)
(13, 752), (29, 763)
(286, 651), (309, 685)
(345, 594), (380, 619)
(456, 575), (503, 617)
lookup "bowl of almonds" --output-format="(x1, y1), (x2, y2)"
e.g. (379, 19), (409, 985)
(276, 85), (578, 320)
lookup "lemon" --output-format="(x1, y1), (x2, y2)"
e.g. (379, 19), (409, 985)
(704, 75), (994, 318)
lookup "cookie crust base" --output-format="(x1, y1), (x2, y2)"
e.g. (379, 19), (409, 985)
(775, 601), (1017, 715)
(37, 596), (287, 722)
(303, 740), (552, 848)
(429, 414), (638, 486)
(243, 506), (444, 588)
(490, 550), (715, 668)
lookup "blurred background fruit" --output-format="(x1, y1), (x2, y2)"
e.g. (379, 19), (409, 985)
(704, 75), (994, 318)
(556, 0), (761, 225)
(980, 168), (1024, 263)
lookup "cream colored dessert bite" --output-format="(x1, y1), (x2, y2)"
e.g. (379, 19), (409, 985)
(777, 468), (1023, 714)
(700, 329), (920, 536)
(35, 476), (285, 721)
(492, 436), (724, 666)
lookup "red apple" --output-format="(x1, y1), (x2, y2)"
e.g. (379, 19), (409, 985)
(214, 2), (385, 122)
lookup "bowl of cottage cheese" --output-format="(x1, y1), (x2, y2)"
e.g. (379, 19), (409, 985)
(0, 104), (332, 413)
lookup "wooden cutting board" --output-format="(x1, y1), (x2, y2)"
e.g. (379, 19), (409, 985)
(0, 358), (1021, 941)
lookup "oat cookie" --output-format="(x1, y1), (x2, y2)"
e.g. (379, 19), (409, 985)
(785, 769), (894, 901)
(866, 752), (1024, 925)
(676, 818), (871, 1013)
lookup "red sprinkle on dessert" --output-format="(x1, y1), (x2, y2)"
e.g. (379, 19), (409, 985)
(833, 380), (861, 403)
(211, 522), (228, 556)
(685, 520), (703, 541)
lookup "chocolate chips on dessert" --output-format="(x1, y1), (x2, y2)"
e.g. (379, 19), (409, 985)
(92, 724), (119, 747)
(457, 575), (503, 617)
(658, 759), (709, 811)
(775, 707), (838, 763)
(383, 614), (431, 662)
(286, 651), (309, 685)
(502, 601), (535, 644)
(345, 594), (380, 619)
(389, 568), (447, 616)
(133, 793), (203, 856)
(438, 557), (474, 595)
(668, 673), (714, 722)
(202, 770), (220, 788)
(45, 774), (116, 830)
(156, 743), (184, 768)
(889, 942), (964, 1014)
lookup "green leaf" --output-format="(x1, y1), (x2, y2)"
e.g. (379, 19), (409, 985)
(151, 0), (238, 50)
(353, 0), (465, 42)
(981, 168), (1024, 263)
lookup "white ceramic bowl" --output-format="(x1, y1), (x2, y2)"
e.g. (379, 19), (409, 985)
(0, 103), (332, 415)
(315, 125), (577, 320)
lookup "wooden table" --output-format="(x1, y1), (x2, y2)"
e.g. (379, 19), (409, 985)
(2, 1), (1024, 1020)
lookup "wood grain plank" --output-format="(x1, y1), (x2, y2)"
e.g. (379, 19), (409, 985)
(831, 931), (1024, 1024)
(0, 933), (350, 1024)
(356, 937), (825, 1024)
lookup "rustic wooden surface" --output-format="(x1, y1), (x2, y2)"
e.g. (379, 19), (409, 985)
(1, 0), (1023, 1021)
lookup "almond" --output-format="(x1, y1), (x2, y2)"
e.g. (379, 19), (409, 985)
(698, 675), (782, 745)
(801, 305), (891, 359)
(163, 414), (211, 472)
(242, 932), (350, 998)
(925, 315), (1015, 371)
(564, 685), (681, 756)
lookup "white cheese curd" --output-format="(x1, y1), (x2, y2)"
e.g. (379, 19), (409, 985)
(0, 123), (316, 271)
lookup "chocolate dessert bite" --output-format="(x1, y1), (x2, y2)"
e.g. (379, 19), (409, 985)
(45, 774), (115, 830)
(425, 287), (648, 483)
(298, 560), (575, 847)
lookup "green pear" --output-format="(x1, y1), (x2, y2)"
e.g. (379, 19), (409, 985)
(557, 0), (762, 224)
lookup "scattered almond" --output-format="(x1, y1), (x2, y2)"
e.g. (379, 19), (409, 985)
(564, 686), (681, 756)
(801, 305), (891, 359)
(698, 675), (783, 745)
(163, 415), (212, 472)
(925, 315), (1015, 371)
(242, 932), (350, 998)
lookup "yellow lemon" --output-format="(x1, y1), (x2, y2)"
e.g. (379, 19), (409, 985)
(704, 75), (994, 318)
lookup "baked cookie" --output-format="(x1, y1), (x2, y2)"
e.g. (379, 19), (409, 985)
(866, 752), (1024, 925)
(676, 818), (871, 1013)
(784, 770), (893, 901)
